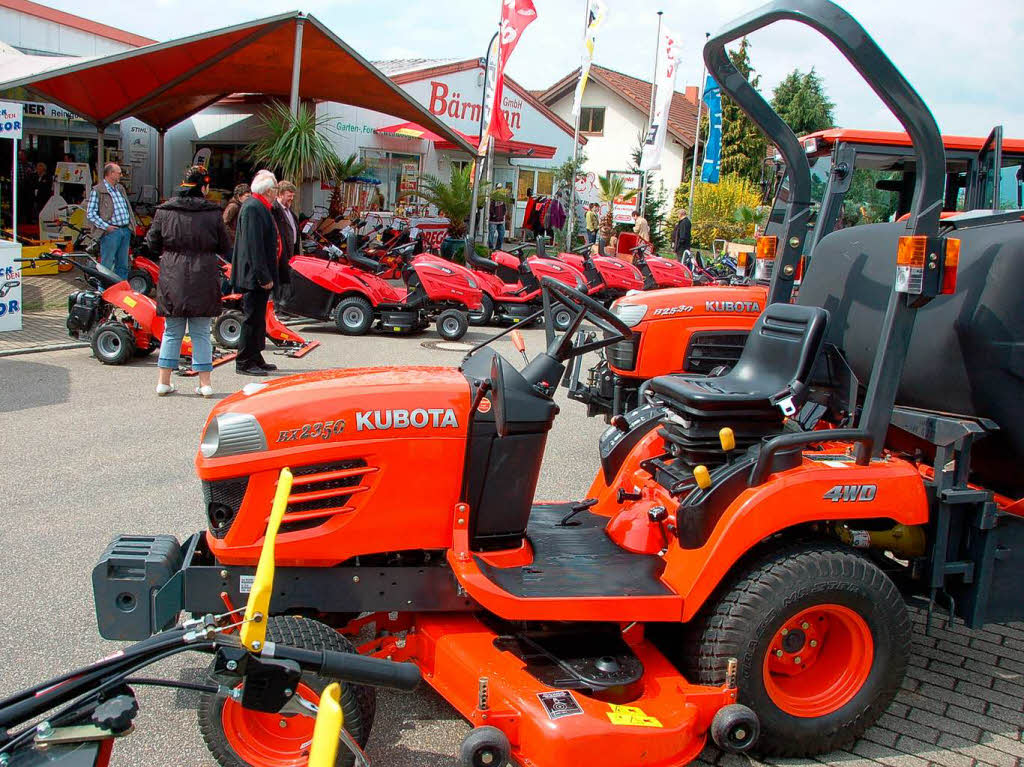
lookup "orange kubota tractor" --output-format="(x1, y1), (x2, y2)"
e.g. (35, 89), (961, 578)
(90, 3), (1024, 766)
(566, 128), (1024, 420)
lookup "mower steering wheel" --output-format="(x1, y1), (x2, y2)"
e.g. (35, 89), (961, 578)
(540, 277), (631, 362)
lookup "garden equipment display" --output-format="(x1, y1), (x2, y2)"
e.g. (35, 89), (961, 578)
(0, 469), (419, 767)
(617, 233), (695, 290)
(464, 242), (590, 328)
(17, 251), (236, 372)
(553, 242), (645, 303)
(89, 3), (1024, 766)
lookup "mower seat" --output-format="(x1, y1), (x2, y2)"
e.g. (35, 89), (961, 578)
(650, 303), (828, 413)
(467, 247), (500, 273)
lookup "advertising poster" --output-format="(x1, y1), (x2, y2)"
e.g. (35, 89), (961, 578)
(0, 240), (23, 332)
(610, 171), (641, 225)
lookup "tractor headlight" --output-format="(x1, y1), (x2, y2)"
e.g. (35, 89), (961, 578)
(612, 303), (648, 328)
(200, 412), (267, 459)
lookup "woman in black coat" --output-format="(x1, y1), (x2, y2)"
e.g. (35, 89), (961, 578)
(146, 165), (231, 397)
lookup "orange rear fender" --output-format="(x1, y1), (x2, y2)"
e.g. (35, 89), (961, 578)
(661, 456), (929, 621)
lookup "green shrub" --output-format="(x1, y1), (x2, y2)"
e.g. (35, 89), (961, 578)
(671, 175), (762, 249)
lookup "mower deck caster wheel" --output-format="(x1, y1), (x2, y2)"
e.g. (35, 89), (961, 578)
(212, 310), (244, 349)
(437, 308), (469, 341)
(459, 725), (510, 767)
(711, 704), (759, 753)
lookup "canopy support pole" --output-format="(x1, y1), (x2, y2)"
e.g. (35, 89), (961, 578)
(290, 18), (305, 117)
(96, 123), (105, 185)
(157, 129), (166, 200)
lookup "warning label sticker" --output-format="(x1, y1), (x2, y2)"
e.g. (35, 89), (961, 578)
(606, 703), (663, 728)
(537, 690), (583, 720)
(239, 575), (254, 594)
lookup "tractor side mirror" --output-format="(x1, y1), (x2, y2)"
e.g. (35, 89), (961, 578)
(239, 467), (292, 653)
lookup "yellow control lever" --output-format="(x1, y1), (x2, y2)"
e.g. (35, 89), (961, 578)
(719, 427), (736, 452)
(307, 682), (344, 767)
(694, 465), (712, 490)
(240, 467), (292, 653)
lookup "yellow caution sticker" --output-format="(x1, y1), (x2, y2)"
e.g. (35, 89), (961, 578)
(123, 296), (137, 308)
(606, 704), (662, 728)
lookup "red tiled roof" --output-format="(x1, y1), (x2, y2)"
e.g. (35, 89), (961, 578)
(0, 0), (155, 48)
(538, 64), (698, 149)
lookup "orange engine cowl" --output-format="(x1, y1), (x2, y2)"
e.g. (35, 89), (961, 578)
(195, 366), (473, 566)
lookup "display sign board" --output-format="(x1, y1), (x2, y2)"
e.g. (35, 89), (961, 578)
(610, 171), (641, 224)
(55, 162), (91, 186)
(0, 101), (24, 139)
(0, 240), (23, 332)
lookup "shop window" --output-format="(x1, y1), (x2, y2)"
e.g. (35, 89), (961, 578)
(580, 107), (605, 135)
(360, 150), (422, 210)
(198, 144), (257, 197)
(535, 171), (554, 197)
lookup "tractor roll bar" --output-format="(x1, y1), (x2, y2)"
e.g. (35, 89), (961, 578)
(705, 0), (947, 457)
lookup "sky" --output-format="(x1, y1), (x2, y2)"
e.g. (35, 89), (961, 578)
(40, 0), (1024, 138)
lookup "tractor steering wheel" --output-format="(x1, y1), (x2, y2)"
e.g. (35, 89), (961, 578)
(540, 277), (631, 363)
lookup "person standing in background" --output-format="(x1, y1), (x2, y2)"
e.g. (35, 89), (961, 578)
(147, 165), (230, 397)
(231, 170), (280, 376)
(31, 162), (52, 221)
(222, 183), (250, 248)
(271, 180), (299, 305)
(671, 209), (692, 258)
(488, 187), (507, 251)
(585, 203), (600, 245)
(86, 163), (136, 279)
(631, 208), (651, 243)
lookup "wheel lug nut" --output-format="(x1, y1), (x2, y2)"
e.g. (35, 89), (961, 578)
(279, 720), (287, 728)
(801, 622), (810, 630)
(810, 640), (818, 647)
(780, 629), (789, 636)
(794, 656), (802, 664)
(775, 650), (784, 657)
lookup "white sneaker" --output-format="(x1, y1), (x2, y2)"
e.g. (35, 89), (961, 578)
(195, 385), (214, 398)
(156, 383), (176, 396)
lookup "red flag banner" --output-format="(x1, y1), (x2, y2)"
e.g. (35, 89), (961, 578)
(480, 0), (537, 153)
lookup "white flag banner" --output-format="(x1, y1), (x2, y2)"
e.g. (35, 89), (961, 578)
(571, 0), (608, 118)
(640, 26), (682, 172)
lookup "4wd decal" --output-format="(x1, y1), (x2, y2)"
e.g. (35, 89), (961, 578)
(356, 408), (459, 431)
(652, 304), (694, 316)
(705, 300), (761, 313)
(824, 484), (877, 502)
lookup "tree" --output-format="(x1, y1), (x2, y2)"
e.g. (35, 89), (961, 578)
(707, 38), (769, 186)
(326, 153), (369, 217)
(771, 67), (836, 136)
(246, 102), (343, 210)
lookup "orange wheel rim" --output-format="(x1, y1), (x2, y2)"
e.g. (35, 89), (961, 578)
(221, 682), (320, 766)
(763, 604), (874, 718)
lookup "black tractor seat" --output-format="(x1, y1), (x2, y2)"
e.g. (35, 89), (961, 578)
(649, 303), (829, 466)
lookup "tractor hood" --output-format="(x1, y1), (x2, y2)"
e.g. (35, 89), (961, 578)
(612, 284), (768, 329)
(197, 366), (472, 469)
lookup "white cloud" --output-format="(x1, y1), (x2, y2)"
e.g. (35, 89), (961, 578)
(23, 0), (1024, 137)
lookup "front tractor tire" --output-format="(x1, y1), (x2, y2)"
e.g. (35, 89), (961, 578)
(199, 616), (375, 767)
(334, 296), (374, 336)
(436, 308), (469, 341)
(684, 542), (910, 757)
(91, 322), (136, 365)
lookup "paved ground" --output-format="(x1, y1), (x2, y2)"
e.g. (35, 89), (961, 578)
(0, 323), (1021, 767)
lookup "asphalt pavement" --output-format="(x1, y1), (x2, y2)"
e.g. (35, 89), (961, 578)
(1, 322), (1021, 767)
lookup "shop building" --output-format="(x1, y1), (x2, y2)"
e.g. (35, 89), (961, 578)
(538, 64), (699, 208)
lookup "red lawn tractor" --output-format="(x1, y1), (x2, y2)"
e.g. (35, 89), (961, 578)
(90, 3), (1024, 767)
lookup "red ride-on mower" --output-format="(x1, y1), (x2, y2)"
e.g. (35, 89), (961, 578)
(618, 233), (695, 290)
(19, 251), (236, 372)
(279, 234), (482, 341)
(554, 242), (645, 303)
(465, 242), (591, 329)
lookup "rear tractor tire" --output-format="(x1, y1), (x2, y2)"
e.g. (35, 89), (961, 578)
(198, 616), (375, 767)
(683, 542), (910, 757)
(436, 308), (469, 341)
(213, 310), (245, 349)
(91, 322), (136, 365)
(334, 296), (374, 336)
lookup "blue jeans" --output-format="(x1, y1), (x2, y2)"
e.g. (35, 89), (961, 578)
(99, 226), (132, 279)
(159, 316), (213, 371)
(488, 222), (505, 251)
(585, 229), (597, 245)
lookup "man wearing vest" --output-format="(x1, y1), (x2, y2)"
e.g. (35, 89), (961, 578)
(86, 163), (136, 280)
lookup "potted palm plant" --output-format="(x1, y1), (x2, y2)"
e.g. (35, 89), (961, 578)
(326, 154), (370, 218)
(246, 101), (344, 213)
(402, 166), (508, 261)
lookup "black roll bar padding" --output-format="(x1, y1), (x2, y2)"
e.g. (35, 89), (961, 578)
(748, 428), (874, 486)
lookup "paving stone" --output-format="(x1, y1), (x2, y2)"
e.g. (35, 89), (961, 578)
(907, 666), (957, 690)
(915, 645), (970, 668)
(937, 733), (1019, 767)
(945, 704), (1022, 737)
(965, 658), (1023, 682)
(938, 640), (999, 665)
(861, 724), (900, 748)
(877, 713), (941, 745)
(907, 707), (983, 742)
(990, 678), (1024, 699)
(892, 736), (974, 767)
(979, 731), (1024, 760)
(953, 681), (1023, 712)
(929, 660), (997, 688)
(895, 689), (948, 717)
(996, 656), (1024, 676)
(986, 704), (1024, 729)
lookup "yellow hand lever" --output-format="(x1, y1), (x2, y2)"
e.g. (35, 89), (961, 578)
(719, 427), (736, 452)
(307, 683), (344, 767)
(240, 467), (292, 653)
(694, 465), (712, 490)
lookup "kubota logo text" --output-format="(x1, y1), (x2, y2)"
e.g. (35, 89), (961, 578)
(356, 408), (459, 431)
(705, 300), (761, 313)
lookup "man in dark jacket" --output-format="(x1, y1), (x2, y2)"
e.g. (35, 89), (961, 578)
(271, 180), (299, 306)
(231, 171), (281, 375)
(671, 210), (692, 257)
